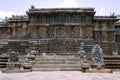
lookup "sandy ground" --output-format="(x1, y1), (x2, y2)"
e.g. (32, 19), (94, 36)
(0, 71), (120, 80)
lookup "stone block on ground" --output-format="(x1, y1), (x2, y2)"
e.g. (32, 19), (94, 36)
(86, 69), (113, 73)
(2, 69), (32, 73)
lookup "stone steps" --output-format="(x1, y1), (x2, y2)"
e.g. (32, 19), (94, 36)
(32, 55), (81, 71)
(0, 56), (9, 69)
(104, 56), (120, 69)
(105, 66), (120, 69)
(104, 60), (120, 62)
(0, 55), (81, 71)
(35, 61), (80, 64)
(35, 58), (80, 60)
(104, 62), (120, 64)
(33, 64), (81, 68)
(32, 68), (81, 71)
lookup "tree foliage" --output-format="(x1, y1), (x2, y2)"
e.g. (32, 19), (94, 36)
(110, 12), (115, 17)
(4, 16), (10, 22)
(117, 14), (120, 19)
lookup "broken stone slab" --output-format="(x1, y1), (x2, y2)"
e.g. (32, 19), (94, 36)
(2, 69), (32, 73)
(85, 69), (113, 73)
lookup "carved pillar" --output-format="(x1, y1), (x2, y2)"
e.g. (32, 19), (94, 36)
(11, 23), (17, 37)
(71, 26), (74, 38)
(65, 27), (71, 38)
(80, 26), (83, 38)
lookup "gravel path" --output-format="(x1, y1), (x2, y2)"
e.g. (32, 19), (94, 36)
(0, 71), (120, 80)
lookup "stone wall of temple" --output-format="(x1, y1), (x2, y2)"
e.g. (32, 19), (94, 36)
(0, 8), (119, 55)
(0, 22), (11, 39)
(9, 22), (28, 38)
(115, 20), (120, 54)
(93, 16), (119, 55)
(0, 28), (11, 39)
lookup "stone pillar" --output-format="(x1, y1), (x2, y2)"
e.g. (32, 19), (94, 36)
(80, 26), (83, 38)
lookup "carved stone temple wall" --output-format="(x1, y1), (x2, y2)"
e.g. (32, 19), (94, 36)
(0, 7), (119, 55)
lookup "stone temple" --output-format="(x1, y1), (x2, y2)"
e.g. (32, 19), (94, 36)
(0, 6), (120, 71)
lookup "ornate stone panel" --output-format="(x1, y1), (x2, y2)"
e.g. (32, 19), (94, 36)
(102, 22), (107, 30)
(47, 27), (55, 38)
(94, 22), (99, 29)
(39, 27), (47, 38)
(47, 26), (72, 38)
(56, 27), (65, 38)
(94, 31), (101, 42)
(30, 27), (37, 38)
(101, 32), (107, 42)
(0, 28), (11, 39)
(15, 27), (23, 37)
(85, 27), (93, 38)
(108, 32), (115, 42)
(73, 27), (80, 38)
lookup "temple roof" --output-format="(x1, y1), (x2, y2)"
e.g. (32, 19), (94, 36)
(94, 16), (119, 21)
(115, 20), (120, 26)
(27, 7), (95, 14)
(9, 15), (29, 22)
(0, 22), (11, 27)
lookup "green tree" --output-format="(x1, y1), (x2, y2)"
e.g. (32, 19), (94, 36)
(110, 12), (115, 17)
(117, 14), (120, 19)
(4, 16), (10, 22)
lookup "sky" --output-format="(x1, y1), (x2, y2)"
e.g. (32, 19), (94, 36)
(0, 0), (120, 19)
